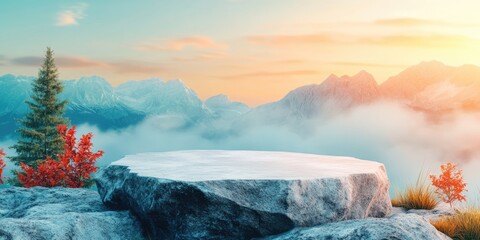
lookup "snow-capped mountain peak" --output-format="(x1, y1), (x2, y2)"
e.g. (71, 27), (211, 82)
(61, 76), (117, 108)
(115, 78), (206, 117)
(250, 71), (381, 120)
(0, 75), (35, 115)
(205, 94), (250, 118)
(205, 94), (231, 106)
(288, 70), (380, 106)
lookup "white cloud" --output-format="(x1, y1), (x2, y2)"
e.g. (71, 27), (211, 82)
(56, 3), (88, 26)
(60, 102), (480, 199)
(3, 101), (480, 200)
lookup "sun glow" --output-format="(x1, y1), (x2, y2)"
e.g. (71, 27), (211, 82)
(2, 1), (480, 106)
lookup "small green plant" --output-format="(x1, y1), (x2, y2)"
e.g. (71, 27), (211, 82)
(391, 171), (439, 210)
(431, 207), (480, 240)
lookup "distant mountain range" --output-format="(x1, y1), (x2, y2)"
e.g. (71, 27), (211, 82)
(249, 61), (480, 123)
(0, 75), (249, 138)
(1, 61), (480, 138)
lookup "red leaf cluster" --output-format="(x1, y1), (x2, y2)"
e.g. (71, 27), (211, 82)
(0, 149), (5, 184)
(18, 125), (104, 188)
(430, 162), (467, 207)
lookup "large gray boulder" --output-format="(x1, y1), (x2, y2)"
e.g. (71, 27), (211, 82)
(264, 213), (451, 240)
(96, 150), (392, 239)
(0, 187), (144, 240)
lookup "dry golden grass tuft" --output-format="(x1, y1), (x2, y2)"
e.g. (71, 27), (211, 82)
(431, 207), (480, 240)
(431, 218), (456, 238)
(391, 181), (439, 210)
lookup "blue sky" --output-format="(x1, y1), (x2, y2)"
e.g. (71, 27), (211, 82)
(2, 0), (480, 105)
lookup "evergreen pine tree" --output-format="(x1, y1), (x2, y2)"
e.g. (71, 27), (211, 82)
(10, 47), (68, 167)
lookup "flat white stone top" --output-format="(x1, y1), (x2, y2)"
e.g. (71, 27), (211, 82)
(112, 150), (384, 181)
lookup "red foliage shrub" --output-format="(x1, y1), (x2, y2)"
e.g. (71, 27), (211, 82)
(0, 149), (5, 184)
(430, 162), (467, 208)
(18, 125), (104, 188)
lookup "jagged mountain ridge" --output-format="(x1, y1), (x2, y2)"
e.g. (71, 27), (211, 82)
(381, 61), (480, 112)
(205, 94), (250, 119)
(250, 61), (480, 122)
(251, 70), (380, 121)
(0, 75), (249, 137)
(2, 61), (480, 138)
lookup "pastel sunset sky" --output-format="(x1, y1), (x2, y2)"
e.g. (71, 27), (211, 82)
(1, 0), (480, 106)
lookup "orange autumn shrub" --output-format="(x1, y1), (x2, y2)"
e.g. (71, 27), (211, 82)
(0, 149), (5, 184)
(430, 162), (467, 208)
(18, 125), (104, 188)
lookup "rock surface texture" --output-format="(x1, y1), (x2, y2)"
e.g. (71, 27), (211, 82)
(96, 150), (392, 239)
(0, 187), (144, 240)
(391, 203), (455, 222)
(264, 213), (451, 240)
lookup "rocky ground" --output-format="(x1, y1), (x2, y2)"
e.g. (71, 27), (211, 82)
(0, 188), (452, 240)
(391, 202), (455, 221)
(0, 151), (454, 240)
(0, 187), (144, 240)
(263, 213), (450, 240)
(97, 150), (391, 239)
(262, 204), (454, 240)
